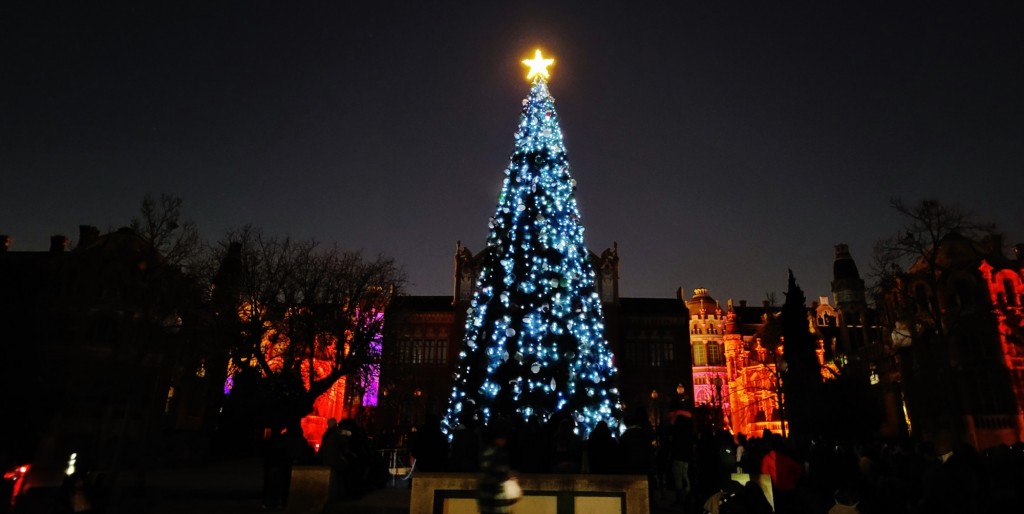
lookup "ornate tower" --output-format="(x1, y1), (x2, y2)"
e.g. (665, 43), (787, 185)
(686, 288), (730, 422)
(831, 244), (867, 310)
(453, 241), (484, 305)
(831, 244), (871, 353)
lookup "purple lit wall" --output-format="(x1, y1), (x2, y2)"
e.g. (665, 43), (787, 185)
(361, 311), (385, 407)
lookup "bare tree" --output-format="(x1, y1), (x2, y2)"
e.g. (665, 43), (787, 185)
(212, 226), (406, 428)
(871, 198), (1002, 441)
(872, 197), (996, 339)
(131, 193), (202, 270)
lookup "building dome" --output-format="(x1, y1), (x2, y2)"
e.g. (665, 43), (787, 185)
(687, 287), (719, 315)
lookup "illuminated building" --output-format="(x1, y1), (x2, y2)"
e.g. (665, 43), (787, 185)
(682, 288), (788, 438)
(233, 323), (380, 448)
(685, 289), (731, 425)
(686, 244), (904, 441)
(209, 238), (395, 450)
(884, 234), (1024, 448)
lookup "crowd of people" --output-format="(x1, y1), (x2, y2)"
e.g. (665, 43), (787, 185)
(408, 407), (1024, 514)
(261, 409), (1024, 514)
(705, 428), (1024, 514)
(261, 418), (390, 510)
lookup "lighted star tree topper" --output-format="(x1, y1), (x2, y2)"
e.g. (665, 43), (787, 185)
(444, 50), (621, 437)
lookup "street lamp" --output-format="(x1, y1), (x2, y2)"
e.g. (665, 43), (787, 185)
(672, 383), (687, 411)
(650, 389), (664, 432)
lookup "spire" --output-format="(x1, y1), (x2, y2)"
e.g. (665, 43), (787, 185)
(832, 244), (861, 280)
(726, 298), (739, 334)
(831, 244), (866, 309)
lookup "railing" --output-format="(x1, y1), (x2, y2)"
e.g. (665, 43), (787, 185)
(377, 448), (414, 487)
(974, 415), (1014, 429)
(747, 421), (785, 435)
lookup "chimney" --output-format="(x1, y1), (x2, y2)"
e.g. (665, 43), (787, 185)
(739, 300), (747, 308)
(78, 225), (100, 248)
(0, 235), (10, 252)
(50, 235), (69, 252)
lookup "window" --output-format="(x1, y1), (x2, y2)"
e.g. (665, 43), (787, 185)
(398, 339), (448, 365)
(625, 341), (674, 367)
(1004, 279), (1019, 306)
(707, 342), (723, 365)
(692, 343), (706, 366)
(659, 342), (674, 365)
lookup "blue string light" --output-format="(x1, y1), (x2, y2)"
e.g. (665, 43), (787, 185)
(443, 76), (621, 438)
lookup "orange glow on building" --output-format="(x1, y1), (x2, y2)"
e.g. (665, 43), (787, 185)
(227, 303), (370, 448)
(724, 336), (788, 438)
(687, 289), (788, 438)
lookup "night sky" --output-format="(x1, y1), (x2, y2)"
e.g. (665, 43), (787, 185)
(3, 2), (1022, 303)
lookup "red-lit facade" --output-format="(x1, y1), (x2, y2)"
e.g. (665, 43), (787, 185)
(885, 235), (1024, 448)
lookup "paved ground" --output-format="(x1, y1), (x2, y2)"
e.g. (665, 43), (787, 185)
(147, 489), (686, 514)
(106, 459), (689, 514)
(147, 489), (410, 514)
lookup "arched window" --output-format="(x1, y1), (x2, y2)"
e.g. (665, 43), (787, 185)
(1004, 278), (1019, 306)
(692, 343), (706, 366)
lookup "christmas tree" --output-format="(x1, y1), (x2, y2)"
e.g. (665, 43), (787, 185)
(444, 50), (620, 437)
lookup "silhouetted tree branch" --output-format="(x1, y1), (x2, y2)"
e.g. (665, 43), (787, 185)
(131, 193), (202, 271)
(872, 197), (996, 339)
(211, 226), (406, 428)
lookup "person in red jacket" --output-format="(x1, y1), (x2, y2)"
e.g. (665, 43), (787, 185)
(760, 436), (803, 513)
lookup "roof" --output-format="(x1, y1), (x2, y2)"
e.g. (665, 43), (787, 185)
(390, 295), (455, 312)
(619, 297), (685, 316)
(833, 244), (862, 281)
(731, 305), (780, 325)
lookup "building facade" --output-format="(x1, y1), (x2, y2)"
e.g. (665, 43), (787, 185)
(11, 222), (1021, 457)
(884, 234), (1024, 448)
(681, 288), (790, 438)
(0, 226), (207, 471)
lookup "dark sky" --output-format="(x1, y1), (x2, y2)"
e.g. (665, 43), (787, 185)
(3, 2), (1022, 302)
